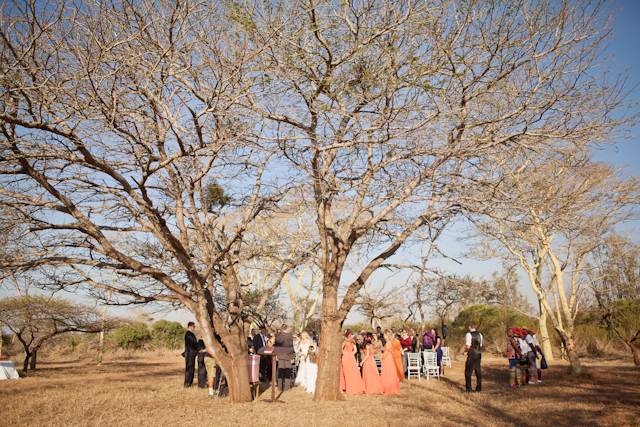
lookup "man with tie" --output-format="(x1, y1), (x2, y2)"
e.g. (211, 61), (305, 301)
(253, 327), (268, 380)
(183, 321), (198, 387)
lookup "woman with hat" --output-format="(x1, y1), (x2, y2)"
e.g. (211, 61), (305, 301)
(507, 328), (523, 387)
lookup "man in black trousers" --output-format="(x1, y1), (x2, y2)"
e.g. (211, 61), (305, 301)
(274, 324), (294, 392)
(463, 321), (483, 393)
(183, 321), (198, 387)
(253, 327), (268, 380)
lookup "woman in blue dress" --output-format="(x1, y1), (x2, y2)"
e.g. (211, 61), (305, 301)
(431, 328), (443, 375)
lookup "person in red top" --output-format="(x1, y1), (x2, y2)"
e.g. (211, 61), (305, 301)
(399, 330), (412, 378)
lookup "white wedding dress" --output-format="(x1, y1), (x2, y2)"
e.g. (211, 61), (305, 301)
(294, 342), (318, 393)
(294, 342), (310, 387)
(304, 358), (318, 394)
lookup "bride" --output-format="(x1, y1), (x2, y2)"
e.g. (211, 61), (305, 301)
(294, 332), (315, 389)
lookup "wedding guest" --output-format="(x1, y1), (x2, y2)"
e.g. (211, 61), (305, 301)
(294, 332), (313, 387)
(274, 325), (294, 392)
(183, 322), (198, 387)
(514, 328), (531, 384)
(527, 329), (544, 383)
(422, 326), (434, 351)
(309, 331), (319, 346)
(372, 333), (383, 360)
(253, 327), (268, 380)
(360, 337), (385, 394)
(380, 330), (401, 394)
(392, 330), (404, 380)
(410, 329), (419, 353)
(524, 328), (543, 384)
(463, 321), (483, 393)
(432, 328), (443, 375)
(305, 345), (319, 394)
(197, 339), (208, 389)
(340, 331), (365, 394)
(204, 351), (219, 398)
(266, 332), (276, 381)
(376, 326), (386, 346)
(506, 328), (523, 388)
(400, 330), (412, 377)
(355, 334), (365, 365)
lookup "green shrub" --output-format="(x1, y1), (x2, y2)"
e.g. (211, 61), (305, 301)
(110, 322), (152, 349)
(151, 320), (185, 349)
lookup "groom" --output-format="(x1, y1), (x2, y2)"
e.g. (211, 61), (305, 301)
(274, 324), (294, 391)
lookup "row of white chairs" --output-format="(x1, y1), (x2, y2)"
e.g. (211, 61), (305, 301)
(410, 347), (452, 381)
(370, 347), (452, 381)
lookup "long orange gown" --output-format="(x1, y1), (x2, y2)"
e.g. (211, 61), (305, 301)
(381, 346), (401, 395)
(362, 347), (385, 395)
(392, 338), (404, 380)
(339, 342), (365, 395)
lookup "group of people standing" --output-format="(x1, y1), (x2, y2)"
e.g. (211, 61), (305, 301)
(340, 329), (399, 395)
(506, 327), (545, 388)
(250, 325), (320, 393)
(339, 326), (445, 395)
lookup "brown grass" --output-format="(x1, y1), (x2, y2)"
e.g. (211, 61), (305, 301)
(1, 353), (638, 427)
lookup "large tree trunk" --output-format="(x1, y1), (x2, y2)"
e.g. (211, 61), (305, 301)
(313, 274), (344, 402)
(221, 348), (252, 403)
(557, 328), (582, 375)
(313, 316), (343, 401)
(538, 302), (554, 361)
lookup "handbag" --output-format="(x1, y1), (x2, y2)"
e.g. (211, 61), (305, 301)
(540, 355), (548, 369)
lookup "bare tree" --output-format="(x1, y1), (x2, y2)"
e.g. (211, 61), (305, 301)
(225, 0), (635, 397)
(0, 294), (117, 371)
(469, 151), (640, 375)
(586, 234), (640, 365)
(1, 0), (635, 401)
(0, 0), (287, 402)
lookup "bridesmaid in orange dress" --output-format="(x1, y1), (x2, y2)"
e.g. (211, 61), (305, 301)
(380, 330), (401, 394)
(359, 335), (385, 395)
(339, 331), (365, 395)
(392, 333), (404, 380)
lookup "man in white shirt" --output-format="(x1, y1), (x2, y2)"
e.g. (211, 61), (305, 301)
(463, 321), (483, 393)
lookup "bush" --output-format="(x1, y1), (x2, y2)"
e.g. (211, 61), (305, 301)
(151, 320), (185, 349)
(110, 322), (152, 349)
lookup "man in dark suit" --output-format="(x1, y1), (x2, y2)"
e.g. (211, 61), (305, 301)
(253, 327), (268, 380)
(183, 321), (198, 387)
(274, 324), (294, 392)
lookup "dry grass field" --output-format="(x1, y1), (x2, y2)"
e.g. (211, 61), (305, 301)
(1, 353), (638, 427)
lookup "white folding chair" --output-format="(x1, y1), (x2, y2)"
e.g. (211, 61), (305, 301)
(423, 350), (440, 381)
(374, 354), (382, 373)
(407, 352), (421, 380)
(441, 347), (452, 367)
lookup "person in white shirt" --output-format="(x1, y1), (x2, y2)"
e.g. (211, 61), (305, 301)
(524, 329), (539, 384)
(463, 321), (483, 393)
(525, 329), (545, 383)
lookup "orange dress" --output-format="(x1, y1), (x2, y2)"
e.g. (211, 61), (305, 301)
(339, 342), (365, 395)
(392, 338), (404, 380)
(362, 347), (385, 395)
(381, 346), (401, 394)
